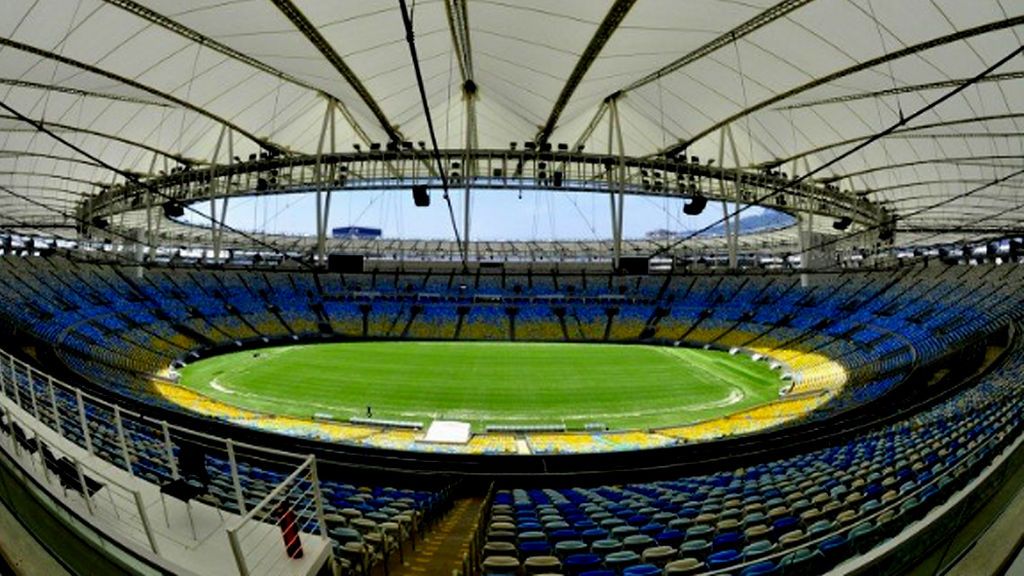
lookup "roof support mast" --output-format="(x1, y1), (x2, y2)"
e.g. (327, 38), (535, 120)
(215, 130), (234, 263)
(445, 0), (477, 263)
(144, 152), (159, 256)
(463, 84), (477, 263)
(607, 96), (626, 270)
(324, 103), (336, 261)
(314, 97), (337, 263)
(718, 125), (744, 269)
(573, 101), (609, 152)
(208, 126), (227, 263)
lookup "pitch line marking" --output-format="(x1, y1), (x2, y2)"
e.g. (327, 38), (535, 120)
(209, 378), (234, 395)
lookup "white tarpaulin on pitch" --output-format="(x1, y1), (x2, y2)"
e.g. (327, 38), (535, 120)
(422, 420), (472, 445)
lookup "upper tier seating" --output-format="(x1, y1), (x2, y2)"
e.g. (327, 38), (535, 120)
(0, 256), (1021, 451)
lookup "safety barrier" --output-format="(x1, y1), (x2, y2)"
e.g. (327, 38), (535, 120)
(0, 347), (332, 575)
(226, 454), (329, 576)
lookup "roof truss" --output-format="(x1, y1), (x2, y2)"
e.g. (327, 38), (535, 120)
(661, 14), (1024, 156)
(535, 0), (637, 143)
(269, 0), (403, 143)
(0, 36), (281, 153)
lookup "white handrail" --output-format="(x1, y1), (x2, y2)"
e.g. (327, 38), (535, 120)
(0, 347), (331, 575)
(229, 454), (314, 528)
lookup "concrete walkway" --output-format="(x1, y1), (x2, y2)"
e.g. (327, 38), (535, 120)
(0, 499), (70, 576)
(909, 432), (1024, 576)
(944, 463), (1024, 576)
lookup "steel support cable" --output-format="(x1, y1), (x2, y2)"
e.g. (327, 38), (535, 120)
(269, 0), (402, 143)
(398, 0), (466, 269)
(776, 71), (1024, 111)
(786, 167), (1024, 260)
(0, 113), (191, 164)
(901, 196), (1024, 248)
(661, 15), (1024, 157)
(0, 99), (316, 269)
(771, 113), (1024, 168)
(648, 42), (1024, 259)
(0, 183), (156, 267)
(0, 37), (280, 153)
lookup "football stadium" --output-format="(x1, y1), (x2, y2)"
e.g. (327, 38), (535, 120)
(0, 2), (1023, 576)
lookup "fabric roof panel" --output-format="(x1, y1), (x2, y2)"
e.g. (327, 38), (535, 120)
(0, 1), (1020, 244)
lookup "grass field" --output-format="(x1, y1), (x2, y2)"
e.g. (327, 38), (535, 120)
(176, 341), (783, 431)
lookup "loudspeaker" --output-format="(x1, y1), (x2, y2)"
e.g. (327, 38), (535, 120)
(986, 242), (999, 260)
(327, 254), (364, 273)
(878, 222), (895, 242)
(162, 201), (184, 218)
(833, 216), (853, 231)
(683, 195), (707, 216)
(412, 185), (430, 207)
(617, 256), (650, 275)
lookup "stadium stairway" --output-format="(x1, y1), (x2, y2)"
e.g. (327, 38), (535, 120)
(389, 497), (484, 576)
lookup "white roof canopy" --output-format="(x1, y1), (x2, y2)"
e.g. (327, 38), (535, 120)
(1, 0), (1022, 246)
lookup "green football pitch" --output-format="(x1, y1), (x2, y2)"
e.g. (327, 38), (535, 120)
(176, 341), (783, 431)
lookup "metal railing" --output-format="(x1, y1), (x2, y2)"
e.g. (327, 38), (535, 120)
(0, 346), (315, 509)
(0, 345), (332, 575)
(226, 454), (329, 576)
(0, 398), (161, 556)
(460, 481), (496, 576)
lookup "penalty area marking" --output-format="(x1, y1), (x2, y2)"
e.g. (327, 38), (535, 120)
(209, 378), (234, 395)
(654, 347), (750, 405)
(680, 387), (744, 411)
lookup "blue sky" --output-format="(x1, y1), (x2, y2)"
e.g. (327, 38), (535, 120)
(182, 188), (763, 241)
